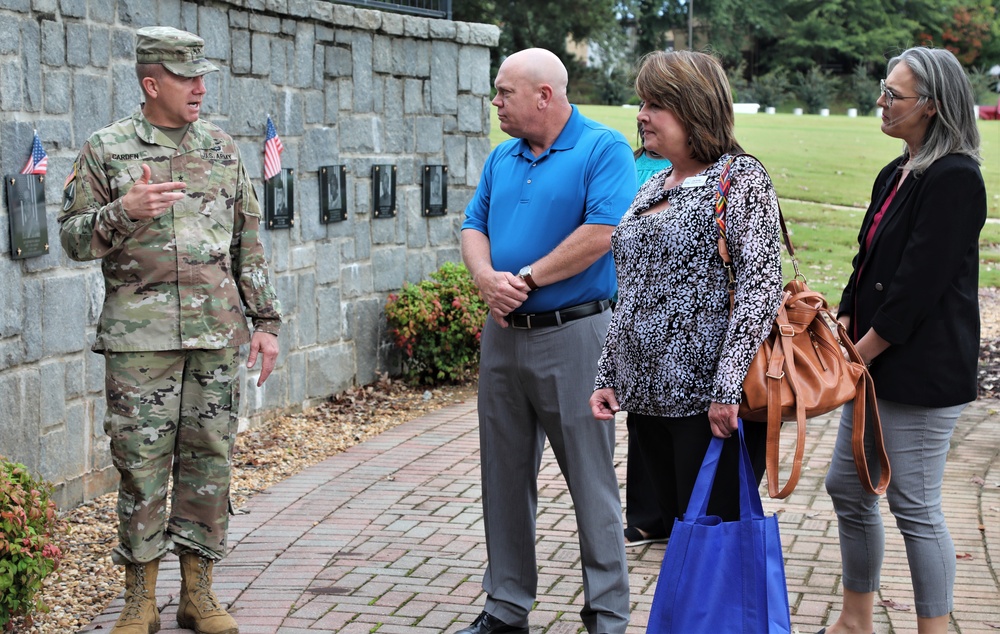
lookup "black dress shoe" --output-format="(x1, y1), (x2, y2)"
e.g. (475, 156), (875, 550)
(456, 611), (529, 634)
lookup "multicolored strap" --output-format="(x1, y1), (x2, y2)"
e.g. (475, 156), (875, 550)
(714, 155), (737, 242)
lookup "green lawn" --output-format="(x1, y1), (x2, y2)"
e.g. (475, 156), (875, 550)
(488, 106), (1000, 295)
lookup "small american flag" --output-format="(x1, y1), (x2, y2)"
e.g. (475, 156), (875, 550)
(263, 116), (284, 181)
(21, 131), (48, 175)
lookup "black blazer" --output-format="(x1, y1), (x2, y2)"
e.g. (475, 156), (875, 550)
(838, 153), (986, 407)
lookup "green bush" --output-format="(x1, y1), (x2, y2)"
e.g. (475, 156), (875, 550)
(385, 261), (489, 385)
(845, 64), (879, 116)
(0, 459), (64, 632)
(748, 69), (791, 109)
(792, 65), (840, 114)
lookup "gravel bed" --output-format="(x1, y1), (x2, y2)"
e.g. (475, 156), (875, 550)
(15, 288), (1000, 632)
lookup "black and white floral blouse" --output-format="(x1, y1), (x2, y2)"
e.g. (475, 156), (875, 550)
(595, 153), (783, 417)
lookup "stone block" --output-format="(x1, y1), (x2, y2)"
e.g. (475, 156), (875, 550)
(315, 241), (342, 286)
(372, 34), (392, 73)
(392, 38), (429, 78)
(435, 247), (462, 270)
(372, 246), (406, 292)
(345, 297), (381, 384)
(428, 18), (456, 40)
(43, 276), (87, 356)
(351, 32), (373, 112)
(40, 20), (64, 66)
(376, 12), (401, 36)
(459, 45), (492, 95)
(316, 285), (342, 343)
(402, 15), (429, 39)
(60, 0), (88, 19)
(467, 136), (491, 186)
(430, 41), (458, 115)
(293, 22), (315, 88)
(414, 116), (443, 154)
(252, 14), (281, 35)
(20, 20), (40, 112)
(150, 0), (180, 25)
(66, 22), (90, 68)
(306, 343), (354, 399)
(112, 62), (141, 121)
(0, 59), (24, 111)
(340, 261), (372, 298)
(21, 278), (42, 363)
(89, 0), (115, 24)
(404, 250), (436, 285)
(325, 44), (351, 77)
(340, 114), (377, 152)
(0, 257), (23, 339)
(323, 81), (339, 124)
(73, 73), (112, 146)
(274, 273), (298, 317)
(231, 29), (251, 75)
(40, 360), (65, 431)
(0, 18), (18, 55)
(89, 25), (111, 68)
(458, 94), (487, 133)
(64, 357), (85, 400)
(270, 37), (289, 86)
(443, 135), (467, 181)
(305, 86), (324, 124)
(230, 10), (249, 29)
(354, 8), (381, 31)
(405, 206), (428, 249)
(0, 371), (37, 469)
(297, 273), (317, 347)
(429, 213), (459, 247)
(280, 351), (302, 408)
(371, 208), (402, 245)
(111, 27), (133, 60)
(251, 33), (270, 76)
(31, 0), (56, 14)
(404, 78), (425, 114)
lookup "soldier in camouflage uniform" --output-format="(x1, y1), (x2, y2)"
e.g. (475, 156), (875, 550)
(58, 26), (281, 634)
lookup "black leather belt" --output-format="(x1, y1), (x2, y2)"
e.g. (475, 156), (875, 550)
(509, 299), (611, 329)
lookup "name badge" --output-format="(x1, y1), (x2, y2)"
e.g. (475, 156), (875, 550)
(681, 175), (708, 188)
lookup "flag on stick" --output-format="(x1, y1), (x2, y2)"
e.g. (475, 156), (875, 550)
(21, 131), (48, 175)
(263, 115), (284, 181)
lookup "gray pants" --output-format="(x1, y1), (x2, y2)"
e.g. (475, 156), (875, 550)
(477, 311), (629, 634)
(825, 398), (967, 618)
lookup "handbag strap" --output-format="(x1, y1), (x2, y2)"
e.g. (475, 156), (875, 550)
(714, 156), (891, 498)
(714, 153), (801, 291)
(684, 420), (764, 522)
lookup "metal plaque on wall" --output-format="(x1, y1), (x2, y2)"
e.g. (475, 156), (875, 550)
(5, 174), (49, 259)
(265, 168), (294, 230)
(319, 165), (347, 223)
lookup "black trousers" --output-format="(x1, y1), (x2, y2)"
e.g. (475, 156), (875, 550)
(624, 416), (668, 536)
(631, 411), (768, 525)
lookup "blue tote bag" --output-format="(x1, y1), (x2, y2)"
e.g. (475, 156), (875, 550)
(646, 421), (792, 633)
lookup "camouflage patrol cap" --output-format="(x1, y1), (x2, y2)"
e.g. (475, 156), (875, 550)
(135, 26), (219, 77)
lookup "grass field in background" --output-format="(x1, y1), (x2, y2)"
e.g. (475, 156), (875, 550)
(488, 106), (1000, 295)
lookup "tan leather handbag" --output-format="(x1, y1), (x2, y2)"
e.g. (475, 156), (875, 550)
(715, 154), (890, 499)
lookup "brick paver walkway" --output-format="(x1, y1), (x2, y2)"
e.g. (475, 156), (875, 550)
(85, 398), (1000, 633)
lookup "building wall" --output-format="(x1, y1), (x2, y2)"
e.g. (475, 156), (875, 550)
(0, 0), (499, 508)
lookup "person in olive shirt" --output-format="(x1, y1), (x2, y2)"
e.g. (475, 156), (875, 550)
(59, 26), (281, 634)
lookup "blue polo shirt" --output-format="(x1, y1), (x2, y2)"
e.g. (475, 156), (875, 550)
(463, 106), (637, 313)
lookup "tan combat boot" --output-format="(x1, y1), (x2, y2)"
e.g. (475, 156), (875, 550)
(111, 560), (161, 634)
(177, 553), (239, 634)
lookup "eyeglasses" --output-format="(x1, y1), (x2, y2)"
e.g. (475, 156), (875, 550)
(880, 79), (921, 108)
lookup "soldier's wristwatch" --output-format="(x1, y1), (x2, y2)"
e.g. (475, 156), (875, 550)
(518, 265), (539, 291)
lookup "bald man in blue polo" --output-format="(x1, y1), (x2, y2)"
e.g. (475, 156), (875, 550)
(459, 48), (637, 634)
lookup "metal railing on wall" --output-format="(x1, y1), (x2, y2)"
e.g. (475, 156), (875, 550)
(328, 0), (452, 20)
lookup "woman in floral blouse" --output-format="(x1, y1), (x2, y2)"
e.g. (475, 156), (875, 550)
(590, 50), (783, 523)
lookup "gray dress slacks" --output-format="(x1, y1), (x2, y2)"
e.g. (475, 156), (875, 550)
(477, 310), (629, 634)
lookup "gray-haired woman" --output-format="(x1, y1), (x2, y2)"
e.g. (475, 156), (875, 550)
(821, 47), (986, 634)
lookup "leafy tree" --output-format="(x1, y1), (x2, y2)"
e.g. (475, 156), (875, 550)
(453, 0), (621, 87)
(773, 0), (956, 73)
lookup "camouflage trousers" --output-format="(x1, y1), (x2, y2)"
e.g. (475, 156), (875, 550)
(103, 348), (240, 565)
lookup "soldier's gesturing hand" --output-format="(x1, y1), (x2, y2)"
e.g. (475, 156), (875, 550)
(121, 163), (187, 220)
